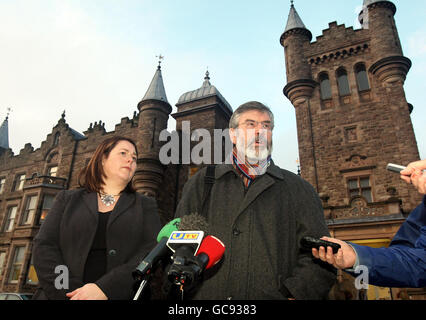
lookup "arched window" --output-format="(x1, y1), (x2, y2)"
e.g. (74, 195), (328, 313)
(337, 68), (350, 96)
(319, 73), (332, 100)
(355, 63), (370, 91)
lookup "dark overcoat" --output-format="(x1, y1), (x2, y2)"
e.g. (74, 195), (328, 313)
(175, 161), (336, 300)
(32, 189), (161, 300)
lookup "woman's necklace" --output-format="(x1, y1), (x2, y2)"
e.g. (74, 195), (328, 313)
(99, 191), (120, 207)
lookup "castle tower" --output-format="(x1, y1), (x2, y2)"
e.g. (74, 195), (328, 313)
(134, 61), (172, 198)
(169, 71), (233, 205)
(280, 3), (319, 189)
(281, 2), (316, 100)
(281, 0), (422, 242)
(360, 0), (411, 84)
(172, 70), (233, 168)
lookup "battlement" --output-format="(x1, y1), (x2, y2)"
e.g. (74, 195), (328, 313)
(307, 22), (370, 60)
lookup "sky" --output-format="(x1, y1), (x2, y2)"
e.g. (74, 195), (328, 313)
(0, 0), (425, 173)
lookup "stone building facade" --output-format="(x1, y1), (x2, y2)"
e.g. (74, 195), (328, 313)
(0, 0), (423, 300)
(281, 0), (424, 299)
(0, 63), (233, 295)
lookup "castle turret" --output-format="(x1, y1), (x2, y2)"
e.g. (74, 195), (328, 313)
(280, 0), (422, 275)
(134, 61), (172, 198)
(280, 2), (316, 104)
(280, 2), (319, 190)
(360, 0), (411, 84)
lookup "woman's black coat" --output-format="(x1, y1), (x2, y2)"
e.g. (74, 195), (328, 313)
(32, 189), (161, 300)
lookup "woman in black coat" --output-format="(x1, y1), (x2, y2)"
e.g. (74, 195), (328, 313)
(32, 136), (161, 300)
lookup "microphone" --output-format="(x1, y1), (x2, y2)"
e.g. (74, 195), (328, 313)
(166, 213), (209, 255)
(133, 218), (181, 280)
(166, 214), (226, 292)
(195, 235), (225, 270)
(178, 213), (209, 234)
(157, 217), (181, 242)
(166, 213), (210, 288)
(167, 235), (226, 290)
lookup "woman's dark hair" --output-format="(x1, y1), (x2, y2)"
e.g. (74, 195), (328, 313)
(78, 136), (138, 193)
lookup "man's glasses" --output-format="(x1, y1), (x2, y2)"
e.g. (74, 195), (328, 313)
(239, 120), (273, 130)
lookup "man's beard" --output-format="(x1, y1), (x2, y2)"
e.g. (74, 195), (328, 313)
(245, 143), (272, 163)
(235, 130), (273, 165)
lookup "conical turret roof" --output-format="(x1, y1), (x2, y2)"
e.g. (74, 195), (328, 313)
(141, 65), (169, 104)
(284, 2), (308, 33)
(0, 116), (9, 149)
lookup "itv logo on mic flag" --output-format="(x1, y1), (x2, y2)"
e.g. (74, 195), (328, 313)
(167, 231), (204, 253)
(170, 231), (202, 240)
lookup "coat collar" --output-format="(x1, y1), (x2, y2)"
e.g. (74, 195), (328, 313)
(214, 160), (284, 221)
(215, 159), (284, 181)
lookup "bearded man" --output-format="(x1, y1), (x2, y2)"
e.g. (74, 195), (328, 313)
(174, 101), (336, 300)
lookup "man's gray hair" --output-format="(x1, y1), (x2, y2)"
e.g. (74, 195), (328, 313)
(229, 101), (274, 129)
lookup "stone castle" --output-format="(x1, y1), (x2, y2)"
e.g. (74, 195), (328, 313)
(0, 0), (423, 299)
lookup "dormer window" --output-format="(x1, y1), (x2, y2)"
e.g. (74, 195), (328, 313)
(53, 132), (60, 146)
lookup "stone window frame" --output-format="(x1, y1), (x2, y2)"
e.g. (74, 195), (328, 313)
(342, 169), (375, 204)
(20, 193), (39, 226)
(47, 165), (58, 177)
(37, 193), (56, 225)
(2, 205), (18, 233)
(0, 177), (6, 194)
(0, 250), (6, 281)
(319, 72), (332, 100)
(12, 173), (26, 192)
(6, 245), (27, 284)
(336, 67), (351, 97)
(354, 62), (371, 92)
(53, 132), (60, 146)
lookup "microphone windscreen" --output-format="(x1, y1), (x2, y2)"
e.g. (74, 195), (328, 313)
(179, 213), (209, 235)
(157, 218), (181, 242)
(196, 235), (225, 269)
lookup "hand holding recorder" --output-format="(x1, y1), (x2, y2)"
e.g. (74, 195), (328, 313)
(309, 237), (356, 270)
(397, 160), (426, 194)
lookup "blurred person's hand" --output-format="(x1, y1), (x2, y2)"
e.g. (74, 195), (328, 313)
(400, 160), (426, 194)
(66, 283), (107, 300)
(311, 237), (356, 269)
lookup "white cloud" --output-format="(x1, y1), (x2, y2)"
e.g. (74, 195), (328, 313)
(0, 1), (157, 153)
(407, 28), (426, 57)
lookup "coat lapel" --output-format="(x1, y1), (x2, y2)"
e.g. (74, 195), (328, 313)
(236, 174), (275, 217)
(235, 161), (284, 218)
(81, 191), (99, 218)
(108, 192), (135, 227)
